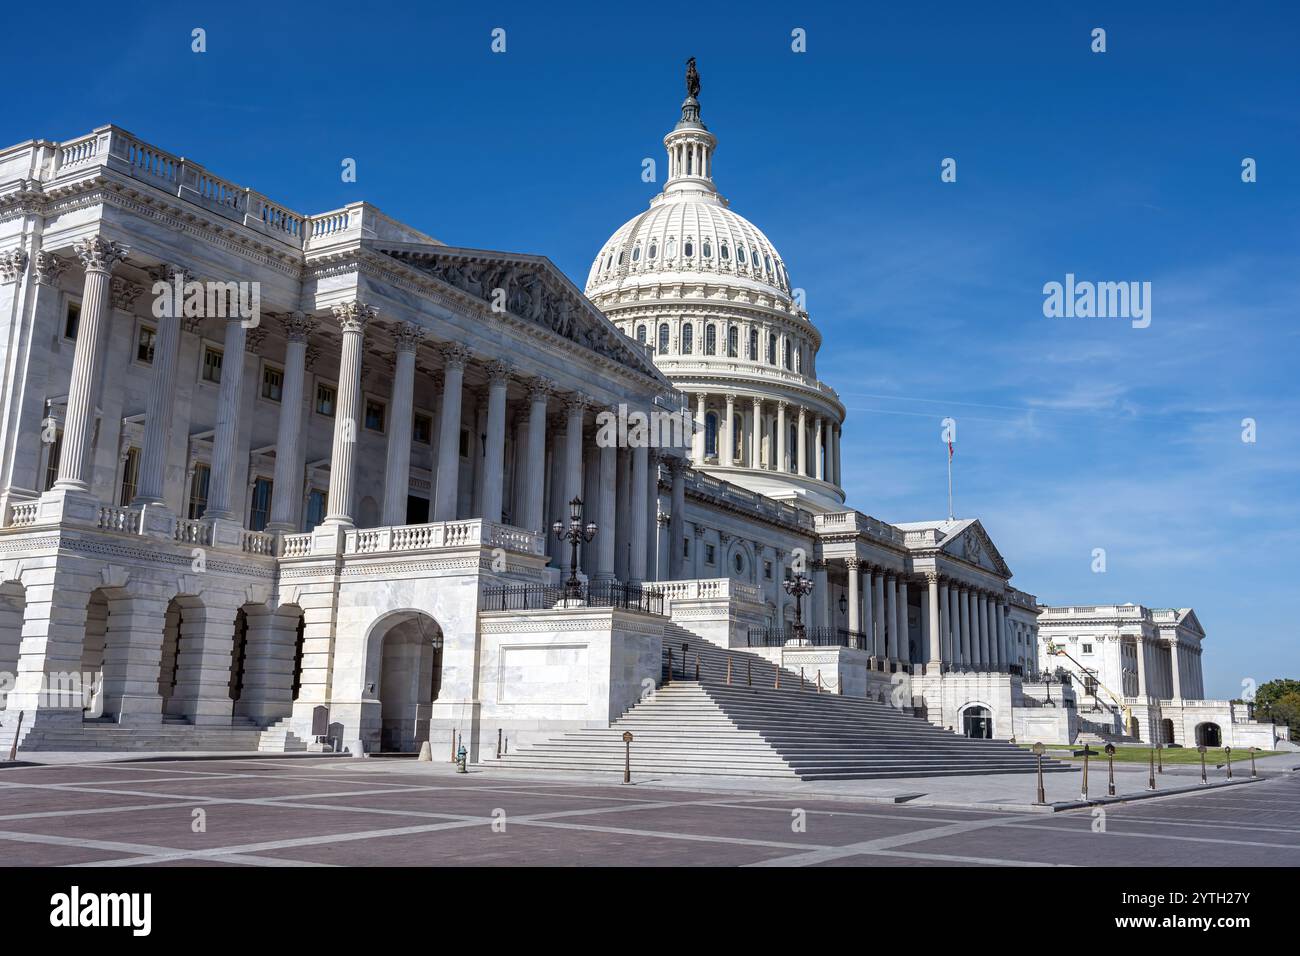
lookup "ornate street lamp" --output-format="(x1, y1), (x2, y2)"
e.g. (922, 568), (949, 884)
(552, 496), (597, 600)
(783, 571), (815, 642)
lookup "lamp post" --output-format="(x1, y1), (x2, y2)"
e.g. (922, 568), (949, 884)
(783, 571), (815, 643)
(552, 496), (597, 601)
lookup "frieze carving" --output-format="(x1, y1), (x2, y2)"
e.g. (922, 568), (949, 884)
(110, 277), (145, 311)
(0, 249), (28, 283)
(279, 311), (317, 343)
(34, 251), (68, 287)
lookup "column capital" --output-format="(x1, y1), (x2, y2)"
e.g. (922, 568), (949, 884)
(245, 326), (269, 354)
(34, 251), (68, 287)
(0, 249), (28, 283)
(278, 311), (318, 343)
(74, 235), (129, 274)
(109, 276), (145, 311)
(392, 321), (425, 353)
(925, 571), (939, 584)
(665, 455), (690, 477)
(724, 392), (737, 404)
(485, 359), (513, 384)
(331, 301), (376, 333)
(439, 342), (472, 370)
(528, 377), (556, 401)
(564, 393), (589, 414)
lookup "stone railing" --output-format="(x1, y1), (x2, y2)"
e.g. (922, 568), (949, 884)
(173, 518), (213, 546)
(344, 519), (545, 557)
(814, 510), (905, 547)
(5, 501), (40, 528)
(241, 530), (277, 555)
(1041, 604), (1152, 621)
(281, 533), (313, 558)
(684, 470), (813, 530)
(97, 505), (141, 534)
(649, 578), (762, 607)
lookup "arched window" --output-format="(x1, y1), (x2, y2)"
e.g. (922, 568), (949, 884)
(733, 552), (745, 575)
(684, 238), (694, 258)
(657, 323), (669, 354)
(705, 324), (717, 355)
(764, 254), (773, 273)
(720, 241), (730, 260)
(748, 327), (758, 360)
(737, 245), (747, 265)
(703, 238), (712, 258)
(767, 333), (777, 365)
(727, 326), (739, 357)
(733, 415), (744, 459)
(794, 347), (802, 373)
(636, 324), (647, 344)
(632, 244), (641, 263)
(783, 337), (792, 370)
(705, 412), (718, 457)
(682, 322), (694, 354)
(648, 241), (657, 260)
(789, 423), (798, 467)
(617, 250), (625, 266)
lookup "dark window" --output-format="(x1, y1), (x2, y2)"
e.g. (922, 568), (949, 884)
(657, 323), (669, 353)
(304, 488), (327, 529)
(136, 325), (156, 364)
(42, 429), (63, 491)
(248, 477), (273, 531)
(413, 413), (432, 444)
(202, 347), (223, 384)
(315, 383), (336, 417)
(727, 326), (739, 358)
(64, 301), (81, 339)
(705, 325), (716, 355)
(261, 365), (283, 402)
(188, 464), (211, 519)
(681, 323), (693, 355)
(118, 447), (140, 505)
(365, 399), (386, 433)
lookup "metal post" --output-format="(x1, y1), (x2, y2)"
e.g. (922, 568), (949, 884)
(1080, 748), (1090, 801)
(800, 667), (805, 691)
(1106, 743), (1116, 796)
(726, 656), (732, 685)
(666, 647), (672, 685)
(1225, 745), (1232, 780)
(622, 731), (633, 784)
(774, 666), (780, 690)
(694, 654), (700, 681)
(1157, 742), (1163, 774)
(1198, 744), (1207, 785)
(747, 659), (752, 686)
(1147, 745), (1156, 791)
(496, 728), (502, 759)
(1032, 743), (1046, 805)
(816, 669), (822, 694)
(6, 711), (22, 761)
(1249, 746), (1257, 778)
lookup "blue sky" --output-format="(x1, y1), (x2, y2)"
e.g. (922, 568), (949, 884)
(9, 1), (1298, 697)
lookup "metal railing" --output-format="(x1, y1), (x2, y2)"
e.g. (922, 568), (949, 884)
(481, 581), (664, 616)
(746, 626), (866, 651)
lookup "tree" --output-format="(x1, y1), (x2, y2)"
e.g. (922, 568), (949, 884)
(1254, 679), (1300, 740)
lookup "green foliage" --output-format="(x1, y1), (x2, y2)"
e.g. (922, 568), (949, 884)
(1253, 679), (1300, 740)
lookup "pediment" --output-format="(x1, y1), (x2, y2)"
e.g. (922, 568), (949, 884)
(941, 520), (1012, 578)
(373, 241), (666, 383)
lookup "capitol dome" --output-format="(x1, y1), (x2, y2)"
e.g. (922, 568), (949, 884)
(586, 61), (845, 513)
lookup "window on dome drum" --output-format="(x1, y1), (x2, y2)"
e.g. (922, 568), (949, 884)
(667, 237), (676, 258)
(705, 413), (718, 457)
(767, 334), (777, 365)
(632, 245), (641, 262)
(727, 326), (739, 357)
(734, 553), (744, 574)
(748, 328), (758, 360)
(720, 242), (730, 260)
(733, 415), (744, 458)
(618, 251), (625, 266)
(682, 323), (693, 354)
(765, 254), (773, 273)
(636, 324), (647, 344)
(118, 447), (140, 506)
(705, 324), (716, 355)
(703, 239), (712, 258)
(783, 338), (793, 370)
(648, 242), (657, 259)
(684, 239), (694, 257)
(705, 543), (715, 565)
(657, 324), (669, 353)
(737, 246), (747, 265)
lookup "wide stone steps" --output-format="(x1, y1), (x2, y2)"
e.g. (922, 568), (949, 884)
(500, 678), (1069, 780)
(13, 722), (267, 753)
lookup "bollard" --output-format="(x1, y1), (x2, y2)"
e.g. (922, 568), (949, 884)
(1225, 745), (1232, 780)
(800, 667), (805, 691)
(1198, 744), (1207, 785)
(456, 743), (468, 773)
(1249, 746), (1257, 778)
(774, 666), (780, 690)
(504, 737), (509, 755)
(1105, 743), (1116, 796)
(622, 731), (633, 784)
(747, 659), (752, 686)
(726, 656), (732, 685)
(6, 711), (22, 762)
(694, 654), (700, 681)
(666, 647), (673, 684)
(816, 670), (822, 694)
(449, 731), (457, 763)
(418, 740), (432, 762)
(1157, 742), (1163, 774)
(496, 728), (502, 759)
(1080, 747), (1091, 801)
(1032, 742), (1046, 805)
(1147, 745), (1157, 791)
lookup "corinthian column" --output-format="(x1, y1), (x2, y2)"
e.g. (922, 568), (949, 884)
(134, 266), (189, 505)
(596, 410), (617, 583)
(381, 323), (425, 526)
(926, 573), (942, 667)
(266, 313), (316, 532)
(629, 444), (648, 583)
(433, 344), (470, 521)
(721, 394), (735, 467)
(203, 316), (250, 521)
(751, 397), (762, 467)
(522, 379), (551, 532)
(53, 236), (129, 493)
(322, 302), (374, 526)
(479, 360), (511, 524)
(776, 401), (787, 473)
(797, 406), (808, 476)
(814, 415), (824, 480)
(667, 456), (687, 579)
(692, 392), (706, 464)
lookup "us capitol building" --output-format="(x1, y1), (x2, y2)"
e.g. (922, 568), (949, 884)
(0, 65), (1285, 769)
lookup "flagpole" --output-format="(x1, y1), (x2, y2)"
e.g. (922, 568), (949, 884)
(947, 442), (954, 522)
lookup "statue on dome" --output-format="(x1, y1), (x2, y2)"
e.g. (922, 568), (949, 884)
(685, 57), (700, 98)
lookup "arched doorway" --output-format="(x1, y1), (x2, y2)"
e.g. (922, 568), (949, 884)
(0, 581), (25, 712)
(1160, 717), (1175, 745)
(372, 612), (443, 753)
(962, 705), (993, 739)
(1196, 722), (1222, 747)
